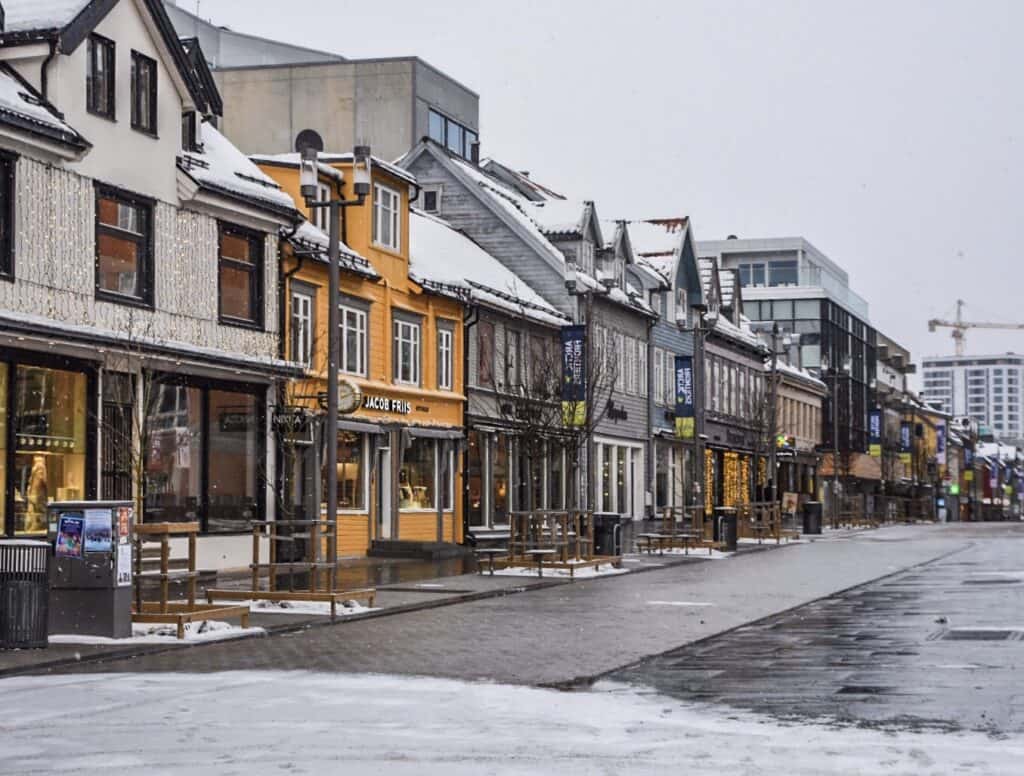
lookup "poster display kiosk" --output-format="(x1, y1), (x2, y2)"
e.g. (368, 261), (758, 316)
(47, 501), (134, 638)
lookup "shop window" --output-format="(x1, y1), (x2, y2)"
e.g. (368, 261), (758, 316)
(0, 154), (13, 280)
(218, 224), (264, 327)
(291, 287), (314, 367)
(616, 446), (628, 514)
(87, 34), (115, 120)
(101, 373), (133, 502)
(144, 380), (264, 533)
(130, 51), (157, 135)
(207, 390), (260, 532)
(549, 445), (564, 510)
(601, 444), (613, 512)
(145, 384), (203, 524)
(373, 183), (401, 251)
(437, 323), (454, 390)
(443, 447), (455, 511)
(12, 365), (88, 536)
(341, 303), (368, 376)
(393, 316), (421, 385)
(323, 431), (365, 511)
(467, 432), (484, 526)
(655, 444), (669, 509)
(493, 434), (510, 523)
(0, 365), (5, 531)
(400, 437), (435, 510)
(96, 187), (152, 305)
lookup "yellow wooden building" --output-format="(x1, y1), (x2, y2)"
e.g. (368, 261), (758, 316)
(256, 153), (465, 557)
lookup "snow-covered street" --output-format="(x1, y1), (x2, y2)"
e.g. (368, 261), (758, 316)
(0, 670), (1017, 775)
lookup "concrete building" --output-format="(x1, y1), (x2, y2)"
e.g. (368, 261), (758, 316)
(922, 353), (1024, 441)
(164, 1), (479, 162)
(698, 236), (877, 455)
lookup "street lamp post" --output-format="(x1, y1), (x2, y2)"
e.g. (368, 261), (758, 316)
(299, 142), (371, 583)
(767, 322), (780, 505)
(677, 305), (717, 519)
(821, 352), (851, 526)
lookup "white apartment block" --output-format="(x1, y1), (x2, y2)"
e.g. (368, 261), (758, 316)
(922, 354), (1024, 439)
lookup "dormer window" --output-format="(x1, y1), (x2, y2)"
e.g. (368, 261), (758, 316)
(131, 51), (157, 135)
(87, 35), (116, 120)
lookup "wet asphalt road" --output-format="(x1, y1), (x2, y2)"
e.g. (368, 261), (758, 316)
(608, 522), (1024, 736)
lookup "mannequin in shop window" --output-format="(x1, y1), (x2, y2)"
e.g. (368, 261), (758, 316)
(26, 455), (48, 533)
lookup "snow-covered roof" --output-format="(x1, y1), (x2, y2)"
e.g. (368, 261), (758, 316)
(314, 152), (417, 186)
(285, 220), (377, 279)
(628, 218), (688, 258)
(180, 124), (296, 215)
(712, 313), (766, 352)
(720, 268), (737, 309)
(409, 210), (569, 327)
(250, 152), (344, 182)
(771, 358), (826, 392)
(0, 64), (86, 149)
(2, 0), (90, 33)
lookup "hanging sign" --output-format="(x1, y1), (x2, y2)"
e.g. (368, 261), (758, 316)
(674, 355), (695, 439)
(560, 325), (586, 427)
(869, 409), (882, 458)
(899, 421), (912, 465)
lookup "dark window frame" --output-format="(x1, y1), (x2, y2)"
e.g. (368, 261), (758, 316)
(130, 50), (158, 135)
(86, 34), (116, 121)
(217, 222), (265, 330)
(0, 152), (15, 281)
(94, 183), (155, 308)
(142, 372), (267, 535)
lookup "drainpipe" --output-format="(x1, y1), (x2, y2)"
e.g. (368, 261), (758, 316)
(278, 219), (303, 361)
(40, 39), (58, 102)
(645, 314), (655, 519)
(462, 303), (479, 543)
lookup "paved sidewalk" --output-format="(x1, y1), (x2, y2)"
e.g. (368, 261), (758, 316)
(33, 524), (969, 684)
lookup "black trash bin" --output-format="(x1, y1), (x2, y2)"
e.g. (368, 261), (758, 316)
(592, 512), (625, 556)
(0, 540), (50, 650)
(713, 508), (738, 552)
(802, 501), (823, 535)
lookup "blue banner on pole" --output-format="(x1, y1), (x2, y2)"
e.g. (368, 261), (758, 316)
(899, 421), (912, 464)
(560, 325), (586, 427)
(869, 409), (882, 457)
(674, 355), (695, 439)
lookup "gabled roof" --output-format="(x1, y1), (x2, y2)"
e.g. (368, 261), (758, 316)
(479, 158), (566, 202)
(0, 62), (88, 153)
(0, 0), (210, 113)
(409, 209), (569, 327)
(178, 122), (297, 218)
(179, 37), (223, 116)
(629, 217), (690, 259)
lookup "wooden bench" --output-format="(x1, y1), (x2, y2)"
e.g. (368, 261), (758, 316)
(134, 602), (251, 641)
(206, 587), (376, 619)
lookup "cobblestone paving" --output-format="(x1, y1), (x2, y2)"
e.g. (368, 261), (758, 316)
(609, 522), (1024, 735)
(47, 523), (967, 684)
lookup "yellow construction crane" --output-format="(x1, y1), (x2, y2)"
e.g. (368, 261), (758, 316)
(927, 299), (1024, 356)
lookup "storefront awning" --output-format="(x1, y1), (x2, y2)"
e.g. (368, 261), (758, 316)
(407, 427), (464, 440)
(338, 419), (386, 435)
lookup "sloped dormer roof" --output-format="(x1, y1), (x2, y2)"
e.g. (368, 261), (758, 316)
(0, 63), (88, 153)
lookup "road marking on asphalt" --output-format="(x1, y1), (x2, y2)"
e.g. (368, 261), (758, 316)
(647, 601), (716, 607)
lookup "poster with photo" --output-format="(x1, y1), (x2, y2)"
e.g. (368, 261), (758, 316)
(117, 506), (133, 544)
(55, 514), (85, 559)
(84, 509), (113, 553)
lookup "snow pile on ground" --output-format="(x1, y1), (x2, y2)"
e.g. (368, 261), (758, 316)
(244, 599), (377, 617)
(0, 671), (1018, 775)
(49, 620), (264, 646)
(737, 537), (807, 546)
(493, 561), (629, 579)
(635, 546), (735, 560)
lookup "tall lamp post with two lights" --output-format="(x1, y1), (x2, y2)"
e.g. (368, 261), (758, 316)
(820, 351), (852, 525)
(298, 139), (372, 574)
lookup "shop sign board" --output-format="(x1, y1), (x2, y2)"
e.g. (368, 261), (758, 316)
(362, 394), (412, 414)
(674, 355), (695, 439)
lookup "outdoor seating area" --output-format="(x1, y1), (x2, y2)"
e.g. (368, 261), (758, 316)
(737, 502), (801, 544)
(132, 523), (250, 640)
(204, 519), (377, 619)
(487, 510), (621, 577)
(635, 507), (720, 555)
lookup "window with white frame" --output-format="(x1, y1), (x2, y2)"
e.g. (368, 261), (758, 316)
(291, 287), (314, 367)
(437, 324), (454, 390)
(580, 240), (594, 274)
(663, 350), (674, 405)
(639, 342), (648, 395)
(373, 183), (401, 251)
(313, 183), (330, 231)
(393, 316), (421, 384)
(340, 303), (367, 375)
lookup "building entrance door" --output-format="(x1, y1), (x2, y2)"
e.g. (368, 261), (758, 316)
(377, 447), (392, 540)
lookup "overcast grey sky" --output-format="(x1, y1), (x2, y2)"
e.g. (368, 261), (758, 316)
(194, 0), (1023, 365)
